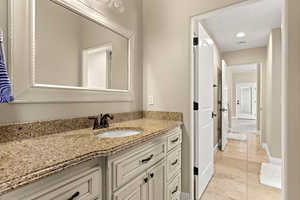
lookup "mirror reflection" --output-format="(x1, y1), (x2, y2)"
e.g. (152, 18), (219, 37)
(35, 0), (129, 90)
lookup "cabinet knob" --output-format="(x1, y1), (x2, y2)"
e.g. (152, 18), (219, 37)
(144, 177), (148, 183)
(150, 173), (154, 178)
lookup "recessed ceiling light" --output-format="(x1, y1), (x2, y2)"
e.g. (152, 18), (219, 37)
(236, 32), (246, 38)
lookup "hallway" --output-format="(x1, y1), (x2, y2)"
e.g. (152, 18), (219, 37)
(200, 134), (281, 200)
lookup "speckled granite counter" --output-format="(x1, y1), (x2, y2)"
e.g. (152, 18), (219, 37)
(0, 119), (182, 195)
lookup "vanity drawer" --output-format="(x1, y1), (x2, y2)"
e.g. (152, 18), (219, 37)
(167, 147), (181, 182)
(112, 141), (166, 190)
(30, 168), (100, 200)
(167, 128), (182, 152)
(167, 174), (181, 200)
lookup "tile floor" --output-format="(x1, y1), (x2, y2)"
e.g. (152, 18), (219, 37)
(231, 119), (257, 133)
(200, 121), (281, 200)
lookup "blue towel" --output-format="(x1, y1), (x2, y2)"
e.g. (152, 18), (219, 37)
(0, 31), (13, 103)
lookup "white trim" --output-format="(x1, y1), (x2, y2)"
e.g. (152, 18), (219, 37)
(214, 144), (219, 153)
(262, 143), (282, 165)
(9, 0), (135, 103)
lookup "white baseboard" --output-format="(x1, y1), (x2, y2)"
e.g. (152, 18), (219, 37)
(262, 143), (282, 165)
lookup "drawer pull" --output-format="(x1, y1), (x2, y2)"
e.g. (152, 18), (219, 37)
(171, 159), (178, 166)
(141, 154), (154, 164)
(150, 173), (154, 178)
(172, 186), (178, 195)
(171, 138), (179, 143)
(67, 191), (80, 200)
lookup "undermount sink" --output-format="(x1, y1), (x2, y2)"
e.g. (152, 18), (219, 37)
(95, 128), (143, 138)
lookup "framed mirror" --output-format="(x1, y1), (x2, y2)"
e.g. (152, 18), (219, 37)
(8, 0), (134, 103)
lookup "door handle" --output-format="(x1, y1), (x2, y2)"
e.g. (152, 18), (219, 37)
(212, 112), (217, 118)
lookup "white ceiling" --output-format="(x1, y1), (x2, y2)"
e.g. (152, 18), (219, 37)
(229, 64), (257, 73)
(201, 0), (282, 52)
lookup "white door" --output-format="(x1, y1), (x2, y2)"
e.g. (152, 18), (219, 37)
(236, 83), (257, 119)
(194, 23), (214, 199)
(221, 60), (229, 150)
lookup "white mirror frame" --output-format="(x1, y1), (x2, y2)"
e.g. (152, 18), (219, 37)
(8, 0), (134, 103)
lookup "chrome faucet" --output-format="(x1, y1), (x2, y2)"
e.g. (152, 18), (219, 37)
(88, 113), (114, 130)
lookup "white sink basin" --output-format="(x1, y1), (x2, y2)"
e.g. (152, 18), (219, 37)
(95, 128), (143, 138)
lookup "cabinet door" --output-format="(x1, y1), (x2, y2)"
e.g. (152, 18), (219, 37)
(113, 173), (148, 200)
(148, 161), (166, 200)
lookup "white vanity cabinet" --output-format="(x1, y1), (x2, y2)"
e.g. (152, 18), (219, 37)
(1, 127), (182, 200)
(108, 127), (182, 200)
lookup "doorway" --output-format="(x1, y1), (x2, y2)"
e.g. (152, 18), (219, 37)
(191, 0), (283, 199)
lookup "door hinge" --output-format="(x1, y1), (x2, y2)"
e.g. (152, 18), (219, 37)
(194, 167), (198, 175)
(194, 101), (199, 111)
(193, 37), (199, 46)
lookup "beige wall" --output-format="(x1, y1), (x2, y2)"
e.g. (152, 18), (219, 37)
(142, 0), (245, 194)
(222, 47), (267, 66)
(0, 0), (143, 124)
(282, 0), (300, 198)
(265, 28), (282, 158)
(231, 71), (257, 117)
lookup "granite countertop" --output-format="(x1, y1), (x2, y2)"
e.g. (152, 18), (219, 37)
(0, 119), (182, 195)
